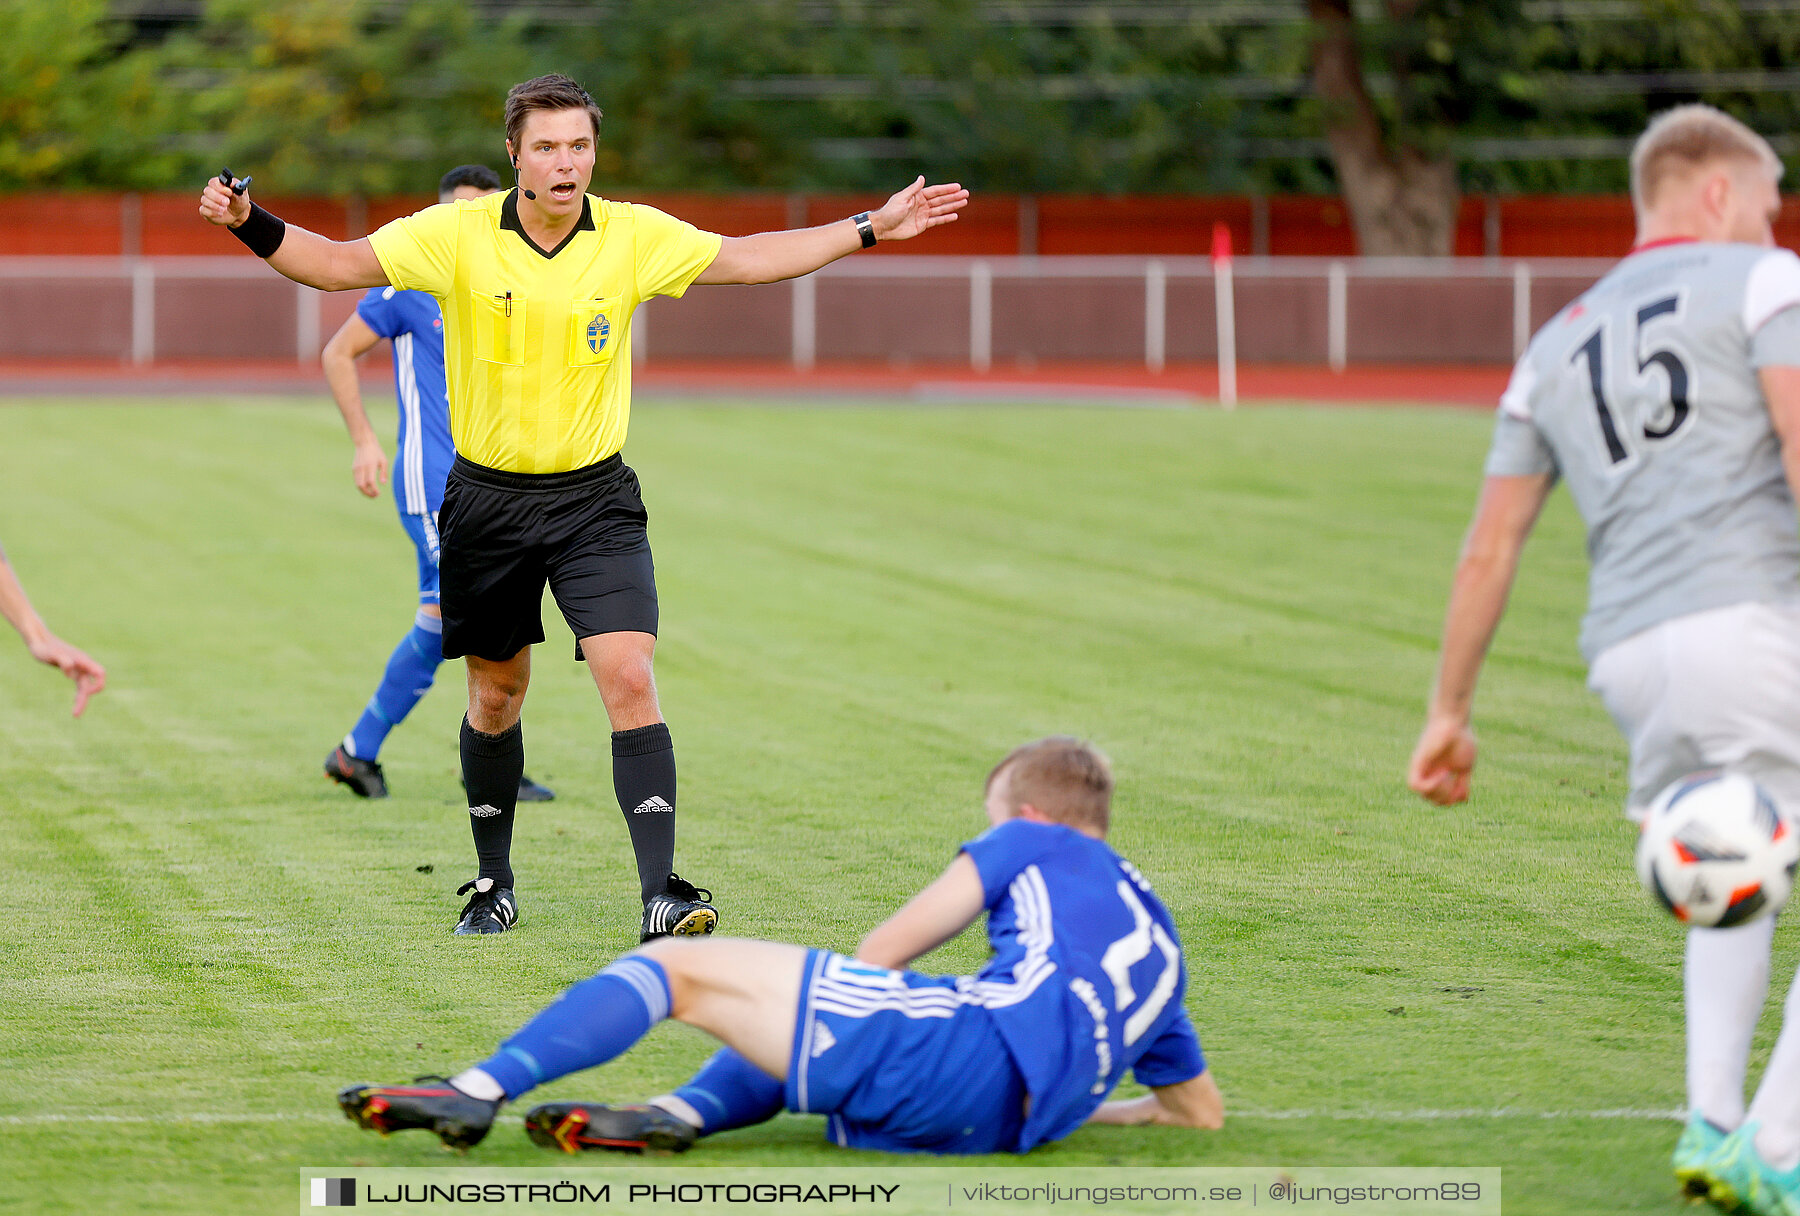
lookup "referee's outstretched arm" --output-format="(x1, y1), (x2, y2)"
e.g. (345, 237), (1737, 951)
(696, 176), (968, 286)
(198, 174), (389, 293)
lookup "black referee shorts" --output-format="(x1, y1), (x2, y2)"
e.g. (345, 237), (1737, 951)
(438, 453), (658, 663)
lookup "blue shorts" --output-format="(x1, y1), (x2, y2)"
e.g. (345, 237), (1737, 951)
(786, 950), (1027, 1155)
(398, 511), (441, 605)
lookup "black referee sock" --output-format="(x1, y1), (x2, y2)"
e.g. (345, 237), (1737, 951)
(612, 723), (677, 904)
(461, 717), (523, 890)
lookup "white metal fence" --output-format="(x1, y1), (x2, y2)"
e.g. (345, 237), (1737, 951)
(0, 256), (1616, 370)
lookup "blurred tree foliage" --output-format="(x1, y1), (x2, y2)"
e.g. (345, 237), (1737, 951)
(5, 0), (1800, 197)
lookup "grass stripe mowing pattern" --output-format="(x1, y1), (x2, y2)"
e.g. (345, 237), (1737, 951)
(3, 397), (1792, 1214)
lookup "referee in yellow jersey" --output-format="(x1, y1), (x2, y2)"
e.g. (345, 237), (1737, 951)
(200, 74), (968, 941)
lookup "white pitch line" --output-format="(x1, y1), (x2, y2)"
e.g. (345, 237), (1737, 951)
(0, 1113), (532, 1127)
(1231, 1108), (1683, 1122)
(2, 1113), (332, 1125)
(2, 1113), (343, 1126)
(0, 1109), (1684, 1127)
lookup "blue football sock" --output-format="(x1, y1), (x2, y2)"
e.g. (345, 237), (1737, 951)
(346, 610), (443, 760)
(473, 955), (672, 1100)
(669, 1048), (784, 1134)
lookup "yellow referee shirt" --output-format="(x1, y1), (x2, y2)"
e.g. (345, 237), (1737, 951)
(367, 190), (722, 473)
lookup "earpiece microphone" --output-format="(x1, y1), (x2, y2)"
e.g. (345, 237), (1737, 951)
(513, 156), (535, 201)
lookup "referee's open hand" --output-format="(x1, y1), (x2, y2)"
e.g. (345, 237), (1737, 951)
(871, 176), (969, 242)
(198, 172), (252, 229)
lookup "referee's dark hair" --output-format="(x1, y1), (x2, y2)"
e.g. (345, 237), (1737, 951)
(439, 163), (503, 199)
(504, 74), (604, 150)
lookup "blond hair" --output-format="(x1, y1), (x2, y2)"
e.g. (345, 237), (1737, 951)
(1631, 104), (1782, 214)
(987, 736), (1114, 833)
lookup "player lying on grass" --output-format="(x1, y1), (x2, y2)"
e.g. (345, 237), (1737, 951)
(0, 538), (104, 717)
(339, 736), (1223, 1155)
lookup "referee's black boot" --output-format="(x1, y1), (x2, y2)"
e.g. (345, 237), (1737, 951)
(453, 878), (519, 935)
(325, 746), (388, 798)
(640, 874), (718, 942)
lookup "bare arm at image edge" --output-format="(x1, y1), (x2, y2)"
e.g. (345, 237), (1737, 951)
(1759, 365), (1800, 505)
(0, 543), (105, 717)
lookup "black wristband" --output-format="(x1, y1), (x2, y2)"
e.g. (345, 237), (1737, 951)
(229, 202), (287, 259)
(852, 211), (877, 249)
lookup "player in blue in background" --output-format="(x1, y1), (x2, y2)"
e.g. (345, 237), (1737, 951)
(338, 736), (1224, 1154)
(320, 164), (552, 805)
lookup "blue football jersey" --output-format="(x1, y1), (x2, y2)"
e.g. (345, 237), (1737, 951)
(355, 286), (456, 515)
(961, 819), (1205, 1150)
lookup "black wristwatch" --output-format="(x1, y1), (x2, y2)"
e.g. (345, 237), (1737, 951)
(852, 212), (877, 249)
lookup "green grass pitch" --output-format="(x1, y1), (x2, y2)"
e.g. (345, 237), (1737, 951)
(3, 395), (1792, 1214)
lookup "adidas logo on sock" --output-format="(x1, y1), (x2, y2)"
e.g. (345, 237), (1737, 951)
(632, 796), (674, 815)
(469, 804), (503, 818)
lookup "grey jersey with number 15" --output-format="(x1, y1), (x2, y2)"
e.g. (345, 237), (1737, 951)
(1487, 241), (1800, 661)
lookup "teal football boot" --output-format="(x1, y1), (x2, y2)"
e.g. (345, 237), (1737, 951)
(1673, 1111), (1729, 1197)
(1710, 1121), (1800, 1216)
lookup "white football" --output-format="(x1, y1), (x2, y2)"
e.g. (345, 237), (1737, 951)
(1636, 771), (1799, 927)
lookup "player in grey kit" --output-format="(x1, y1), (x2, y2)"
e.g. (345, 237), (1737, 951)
(1408, 105), (1800, 1214)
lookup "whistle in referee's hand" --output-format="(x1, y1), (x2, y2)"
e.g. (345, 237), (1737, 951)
(218, 167), (252, 196)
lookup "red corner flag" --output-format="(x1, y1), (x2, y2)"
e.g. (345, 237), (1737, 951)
(1212, 221), (1236, 407)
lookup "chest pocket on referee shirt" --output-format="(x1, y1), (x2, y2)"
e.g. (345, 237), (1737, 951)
(471, 289), (525, 365)
(567, 298), (619, 368)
